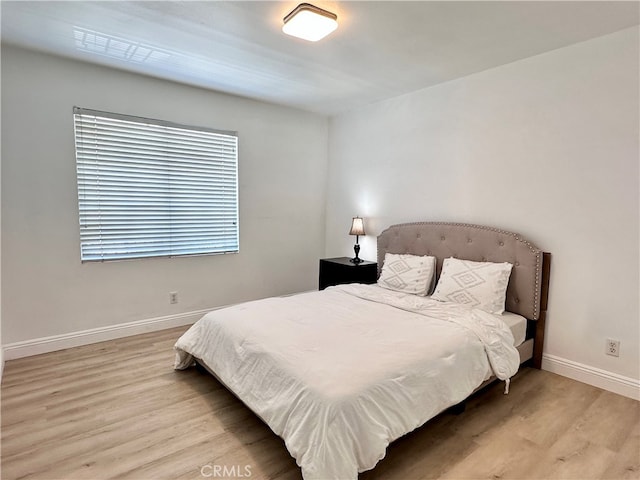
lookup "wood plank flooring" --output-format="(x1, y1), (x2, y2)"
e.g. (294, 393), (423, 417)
(2, 326), (638, 480)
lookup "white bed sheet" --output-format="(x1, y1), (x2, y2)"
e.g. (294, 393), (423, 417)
(175, 284), (519, 479)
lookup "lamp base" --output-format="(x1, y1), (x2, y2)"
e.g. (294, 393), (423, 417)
(350, 243), (362, 264)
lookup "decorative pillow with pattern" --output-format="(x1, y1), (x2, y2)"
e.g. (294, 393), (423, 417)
(378, 253), (436, 296)
(432, 257), (513, 314)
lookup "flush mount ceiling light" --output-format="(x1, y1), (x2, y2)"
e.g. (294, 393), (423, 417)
(282, 3), (338, 42)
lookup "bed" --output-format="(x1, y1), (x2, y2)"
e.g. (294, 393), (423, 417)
(174, 222), (551, 479)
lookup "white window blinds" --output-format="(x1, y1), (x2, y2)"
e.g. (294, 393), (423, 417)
(73, 107), (239, 262)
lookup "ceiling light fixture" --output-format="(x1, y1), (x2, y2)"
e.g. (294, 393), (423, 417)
(282, 3), (338, 42)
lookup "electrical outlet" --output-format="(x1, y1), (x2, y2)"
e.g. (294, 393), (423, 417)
(169, 291), (178, 304)
(606, 338), (620, 357)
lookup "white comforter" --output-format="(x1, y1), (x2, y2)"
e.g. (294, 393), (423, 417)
(174, 284), (519, 479)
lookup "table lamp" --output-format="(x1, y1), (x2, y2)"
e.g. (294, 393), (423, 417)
(349, 217), (365, 264)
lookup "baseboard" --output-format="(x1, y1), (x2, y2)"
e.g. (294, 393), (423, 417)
(542, 353), (640, 401)
(2, 308), (212, 361)
(7, 314), (638, 401)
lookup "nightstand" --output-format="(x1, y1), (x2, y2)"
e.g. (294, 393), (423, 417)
(319, 257), (378, 290)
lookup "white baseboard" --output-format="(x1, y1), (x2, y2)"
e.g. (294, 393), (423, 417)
(5, 314), (639, 402)
(542, 353), (640, 401)
(2, 308), (213, 361)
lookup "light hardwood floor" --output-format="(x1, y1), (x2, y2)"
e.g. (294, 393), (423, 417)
(2, 326), (638, 480)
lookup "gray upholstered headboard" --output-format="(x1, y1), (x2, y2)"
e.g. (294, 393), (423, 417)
(377, 222), (544, 320)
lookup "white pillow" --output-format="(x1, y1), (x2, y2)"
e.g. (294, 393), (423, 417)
(378, 253), (436, 296)
(432, 257), (513, 314)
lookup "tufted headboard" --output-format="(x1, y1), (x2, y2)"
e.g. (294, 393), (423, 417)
(377, 222), (546, 320)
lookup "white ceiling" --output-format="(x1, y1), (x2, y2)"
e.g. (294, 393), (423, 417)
(2, 1), (638, 115)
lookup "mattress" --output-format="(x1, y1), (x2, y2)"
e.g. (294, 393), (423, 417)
(174, 283), (520, 479)
(501, 310), (527, 347)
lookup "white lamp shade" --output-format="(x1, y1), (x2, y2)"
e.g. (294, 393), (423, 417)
(349, 217), (365, 236)
(282, 4), (338, 42)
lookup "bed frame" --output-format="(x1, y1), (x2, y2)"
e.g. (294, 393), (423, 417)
(190, 221), (552, 475)
(377, 222), (551, 369)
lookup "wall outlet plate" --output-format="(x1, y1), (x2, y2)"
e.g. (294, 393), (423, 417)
(606, 338), (620, 357)
(170, 291), (178, 304)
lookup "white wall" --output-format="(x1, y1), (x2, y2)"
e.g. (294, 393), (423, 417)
(0, 45), (3, 376)
(1, 45), (328, 346)
(326, 27), (639, 391)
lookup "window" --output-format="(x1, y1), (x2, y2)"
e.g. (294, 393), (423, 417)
(73, 107), (239, 262)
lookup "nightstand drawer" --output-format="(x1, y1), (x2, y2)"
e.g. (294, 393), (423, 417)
(319, 257), (377, 290)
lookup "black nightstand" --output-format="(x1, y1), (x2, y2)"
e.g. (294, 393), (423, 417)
(319, 257), (378, 290)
